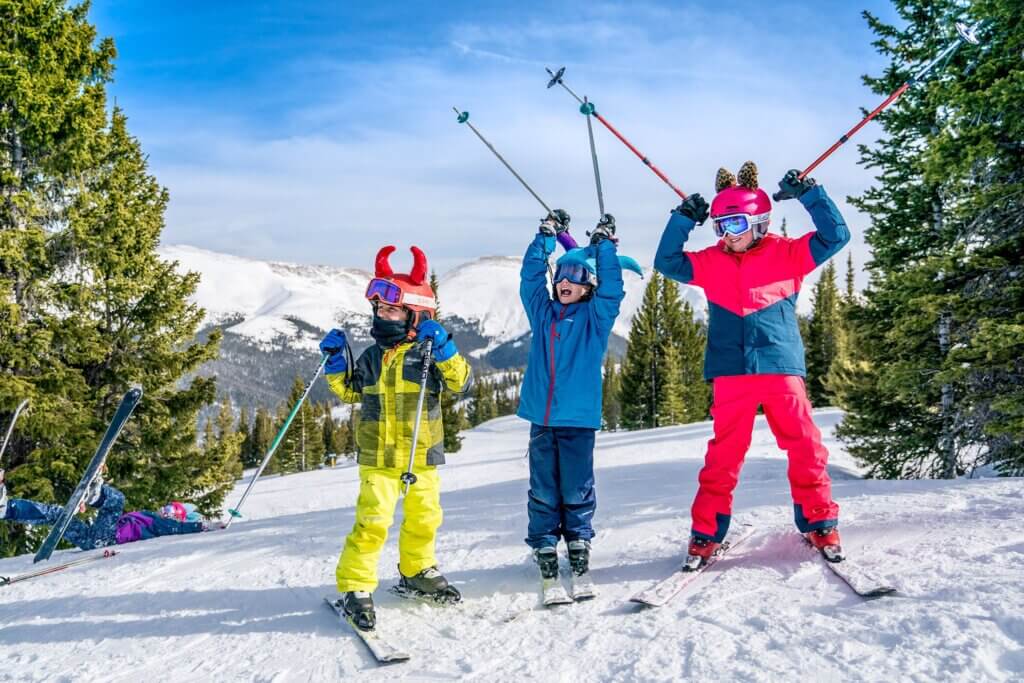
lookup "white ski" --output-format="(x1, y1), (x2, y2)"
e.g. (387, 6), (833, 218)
(323, 596), (410, 664)
(630, 523), (756, 607)
(807, 542), (897, 598)
(570, 571), (597, 601)
(541, 577), (573, 607)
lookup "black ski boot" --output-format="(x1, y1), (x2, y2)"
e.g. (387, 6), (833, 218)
(567, 540), (590, 577)
(397, 566), (462, 604)
(534, 546), (559, 580)
(341, 591), (376, 631)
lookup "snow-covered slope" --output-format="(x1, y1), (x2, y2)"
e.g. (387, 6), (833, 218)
(2, 412), (1022, 681)
(159, 244), (706, 351)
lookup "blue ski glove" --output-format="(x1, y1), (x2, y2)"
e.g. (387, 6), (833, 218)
(416, 320), (458, 362)
(319, 329), (348, 375)
(775, 169), (817, 201)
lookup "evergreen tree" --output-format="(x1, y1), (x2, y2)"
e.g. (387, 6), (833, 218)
(468, 378), (497, 426)
(805, 261), (844, 406)
(196, 401), (243, 510)
(237, 405), (253, 468)
(675, 300), (711, 422)
(833, 1), (1023, 477)
(249, 406), (273, 469)
(601, 354), (622, 431)
(845, 253), (856, 301)
(620, 273), (661, 429)
(779, 217), (789, 238)
(656, 340), (687, 426)
(270, 376), (325, 474)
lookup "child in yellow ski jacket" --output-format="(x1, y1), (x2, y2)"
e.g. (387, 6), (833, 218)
(320, 245), (472, 631)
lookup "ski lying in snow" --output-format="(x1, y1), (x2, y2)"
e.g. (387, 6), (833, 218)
(323, 596), (410, 664)
(630, 523), (756, 607)
(808, 542), (896, 599)
(541, 577), (573, 606)
(1, 549), (118, 587)
(569, 571), (596, 601)
(34, 387), (142, 563)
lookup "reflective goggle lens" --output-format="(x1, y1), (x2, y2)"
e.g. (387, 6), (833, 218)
(554, 263), (591, 285)
(365, 278), (403, 304)
(714, 215), (752, 236)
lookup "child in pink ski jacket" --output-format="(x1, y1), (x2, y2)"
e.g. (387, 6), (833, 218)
(653, 162), (850, 565)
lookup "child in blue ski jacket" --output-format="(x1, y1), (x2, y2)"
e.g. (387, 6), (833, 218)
(517, 210), (625, 583)
(0, 469), (208, 550)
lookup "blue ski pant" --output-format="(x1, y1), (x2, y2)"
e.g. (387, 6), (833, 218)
(525, 424), (597, 549)
(3, 485), (125, 550)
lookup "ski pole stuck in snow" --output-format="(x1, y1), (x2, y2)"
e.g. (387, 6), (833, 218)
(777, 20), (986, 199)
(453, 107), (579, 252)
(546, 66), (688, 200)
(401, 338), (434, 495)
(224, 352), (331, 528)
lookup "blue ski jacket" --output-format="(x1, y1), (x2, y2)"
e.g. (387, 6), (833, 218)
(654, 184), (850, 380)
(517, 234), (625, 429)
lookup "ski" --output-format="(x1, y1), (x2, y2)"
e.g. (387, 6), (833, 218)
(1, 398), (29, 465)
(541, 577), (573, 607)
(1, 549), (118, 587)
(388, 583), (461, 605)
(570, 571), (597, 601)
(808, 541), (896, 599)
(323, 596), (410, 664)
(33, 387), (143, 563)
(630, 523), (756, 607)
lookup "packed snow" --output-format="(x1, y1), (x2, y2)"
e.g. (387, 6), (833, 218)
(1, 410), (1022, 681)
(157, 244), (706, 349)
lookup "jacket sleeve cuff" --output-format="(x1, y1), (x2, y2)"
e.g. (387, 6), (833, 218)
(434, 338), (458, 363)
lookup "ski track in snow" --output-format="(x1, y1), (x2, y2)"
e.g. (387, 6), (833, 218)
(1, 409), (1023, 681)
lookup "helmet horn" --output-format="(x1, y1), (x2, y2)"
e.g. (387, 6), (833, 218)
(375, 246), (396, 278)
(409, 246), (428, 285)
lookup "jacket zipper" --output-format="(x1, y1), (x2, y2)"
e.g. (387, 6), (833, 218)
(543, 305), (568, 426)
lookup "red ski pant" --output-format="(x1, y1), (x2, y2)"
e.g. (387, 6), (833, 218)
(691, 374), (839, 542)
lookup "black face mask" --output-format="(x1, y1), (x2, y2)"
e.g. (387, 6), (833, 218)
(371, 314), (410, 348)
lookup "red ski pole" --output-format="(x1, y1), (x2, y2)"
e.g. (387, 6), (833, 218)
(546, 67), (687, 200)
(779, 21), (983, 198)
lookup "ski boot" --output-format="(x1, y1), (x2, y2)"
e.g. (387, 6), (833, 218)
(341, 591), (376, 631)
(806, 527), (844, 563)
(0, 470), (7, 518)
(397, 566), (462, 604)
(567, 539), (590, 577)
(684, 536), (720, 571)
(534, 546), (559, 580)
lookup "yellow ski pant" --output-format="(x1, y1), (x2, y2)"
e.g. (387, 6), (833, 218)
(336, 464), (442, 592)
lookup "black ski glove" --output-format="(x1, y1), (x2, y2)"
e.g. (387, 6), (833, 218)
(539, 209), (570, 236)
(774, 169), (817, 201)
(674, 193), (709, 225)
(588, 214), (616, 246)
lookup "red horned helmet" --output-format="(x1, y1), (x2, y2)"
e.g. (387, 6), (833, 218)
(366, 246), (437, 326)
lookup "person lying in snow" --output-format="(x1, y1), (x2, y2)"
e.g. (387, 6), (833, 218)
(0, 467), (209, 550)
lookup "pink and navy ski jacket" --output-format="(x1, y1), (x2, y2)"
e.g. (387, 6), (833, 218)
(517, 235), (625, 429)
(654, 185), (850, 380)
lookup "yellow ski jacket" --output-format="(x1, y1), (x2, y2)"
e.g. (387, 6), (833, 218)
(326, 341), (473, 468)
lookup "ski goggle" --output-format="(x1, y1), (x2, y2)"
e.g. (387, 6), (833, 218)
(553, 263), (593, 286)
(365, 278), (404, 305)
(713, 212), (770, 238)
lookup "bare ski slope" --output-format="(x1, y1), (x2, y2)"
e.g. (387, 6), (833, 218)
(1, 410), (1022, 681)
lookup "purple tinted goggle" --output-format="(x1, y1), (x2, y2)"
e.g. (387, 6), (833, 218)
(365, 278), (404, 305)
(553, 263), (592, 285)
(713, 212), (770, 238)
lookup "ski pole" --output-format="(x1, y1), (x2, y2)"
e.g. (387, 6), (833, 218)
(583, 96), (605, 217)
(776, 21), (983, 198)
(546, 67), (687, 200)
(401, 338), (433, 496)
(224, 353), (329, 528)
(1, 549), (117, 587)
(1, 399), (29, 464)
(453, 107), (579, 251)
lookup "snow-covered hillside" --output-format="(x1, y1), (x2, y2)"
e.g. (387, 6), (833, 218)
(158, 244), (706, 350)
(2, 411), (1021, 681)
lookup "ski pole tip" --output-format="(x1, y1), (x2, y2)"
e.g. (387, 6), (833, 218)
(955, 21), (981, 45)
(546, 66), (565, 88)
(456, 110), (469, 124)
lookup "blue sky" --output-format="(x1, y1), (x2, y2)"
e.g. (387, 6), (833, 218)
(90, 1), (902, 285)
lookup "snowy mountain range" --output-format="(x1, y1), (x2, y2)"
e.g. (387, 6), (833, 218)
(158, 245), (706, 408)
